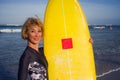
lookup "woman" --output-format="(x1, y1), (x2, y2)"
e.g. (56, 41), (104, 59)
(18, 17), (48, 80)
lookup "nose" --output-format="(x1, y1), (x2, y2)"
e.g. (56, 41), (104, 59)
(35, 32), (39, 37)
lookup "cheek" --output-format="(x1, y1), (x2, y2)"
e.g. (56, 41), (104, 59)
(38, 32), (42, 37)
(40, 33), (43, 37)
(27, 33), (35, 39)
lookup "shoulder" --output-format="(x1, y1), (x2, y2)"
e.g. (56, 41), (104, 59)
(20, 47), (32, 60)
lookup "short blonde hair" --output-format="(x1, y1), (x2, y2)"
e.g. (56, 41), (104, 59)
(21, 17), (43, 40)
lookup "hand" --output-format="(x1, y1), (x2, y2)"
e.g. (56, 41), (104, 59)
(89, 38), (93, 44)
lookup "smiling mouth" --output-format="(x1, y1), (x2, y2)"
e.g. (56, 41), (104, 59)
(34, 38), (40, 41)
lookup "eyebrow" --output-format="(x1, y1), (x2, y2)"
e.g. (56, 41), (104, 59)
(29, 28), (41, 31)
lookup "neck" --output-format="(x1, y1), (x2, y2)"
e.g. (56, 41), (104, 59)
(27, 42), (39, 52)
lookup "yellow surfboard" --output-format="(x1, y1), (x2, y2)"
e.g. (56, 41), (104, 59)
(44, 0), (96, 80)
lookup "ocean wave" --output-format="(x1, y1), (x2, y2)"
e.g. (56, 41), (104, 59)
(97, 67), (120, 78)
(0, 29), (21, 33)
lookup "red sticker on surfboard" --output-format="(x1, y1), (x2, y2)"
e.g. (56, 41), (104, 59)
(62, 38), (73, 49)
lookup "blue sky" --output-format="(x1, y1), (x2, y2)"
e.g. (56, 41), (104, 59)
(0, 0), (120, 25)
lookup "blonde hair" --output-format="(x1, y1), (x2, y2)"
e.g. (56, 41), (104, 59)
(21, 16), (43, 40)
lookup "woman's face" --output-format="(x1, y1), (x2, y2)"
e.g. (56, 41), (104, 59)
(27, 25), (42, 45)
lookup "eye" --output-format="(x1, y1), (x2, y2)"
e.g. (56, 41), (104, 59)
(38, 30), (42, 32)
(31, 30), (34, 33)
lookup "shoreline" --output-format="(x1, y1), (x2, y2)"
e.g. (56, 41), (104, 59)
(97, 69), (120, 80)
(95, 54), (120, 80)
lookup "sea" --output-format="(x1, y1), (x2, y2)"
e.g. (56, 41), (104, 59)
(0, 25), (120, 80)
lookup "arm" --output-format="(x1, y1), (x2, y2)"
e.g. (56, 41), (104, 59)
(18, 53), (30, 80)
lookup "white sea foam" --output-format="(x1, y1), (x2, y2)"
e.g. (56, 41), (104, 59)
(0, 29), (21, 33)
(97, 67), (120, 78)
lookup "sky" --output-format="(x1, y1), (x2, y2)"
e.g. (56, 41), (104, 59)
(0, 0), (120, 25)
